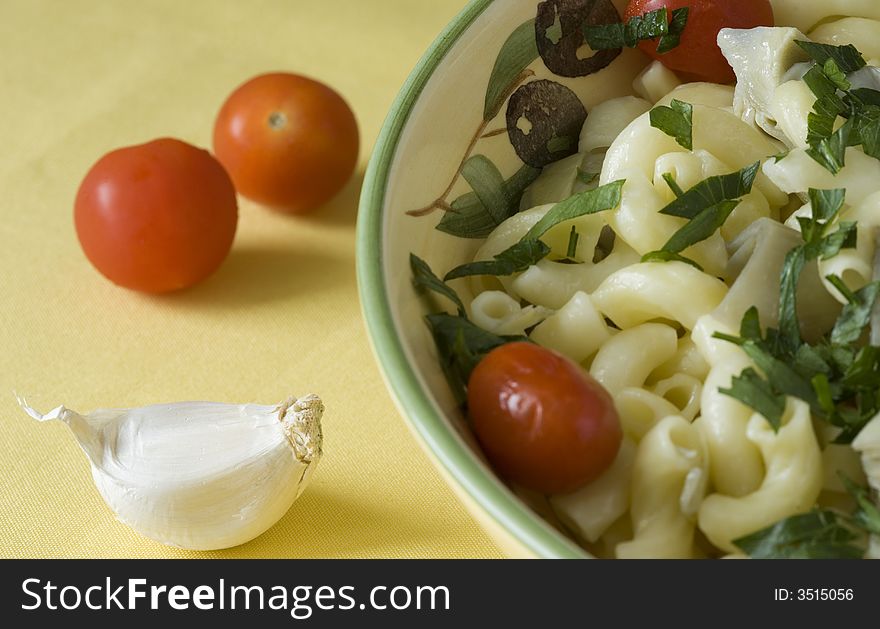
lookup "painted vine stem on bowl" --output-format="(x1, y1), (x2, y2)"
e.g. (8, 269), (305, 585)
(406, 68), (536, 217)
(405, 2), (624, 234)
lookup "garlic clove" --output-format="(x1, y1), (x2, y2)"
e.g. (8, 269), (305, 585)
(19, 394), (323, 551)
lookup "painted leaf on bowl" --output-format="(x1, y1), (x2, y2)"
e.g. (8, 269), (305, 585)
(506, 79), (587, 167)
(461, 155), (509, 224)
(535, 0), (622, 78)
(437, 164), (540, 238)
(483, 19), (540, 122)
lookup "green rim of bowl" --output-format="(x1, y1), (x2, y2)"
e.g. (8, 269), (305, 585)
(356, 0), (584, 559)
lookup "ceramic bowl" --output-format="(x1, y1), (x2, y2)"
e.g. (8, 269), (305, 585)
(357, 0), (649, 557)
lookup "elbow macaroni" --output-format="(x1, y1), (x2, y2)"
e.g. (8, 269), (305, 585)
(589, 323), (678, 395)
(616, 416), (708, 559)
(592, 262), (728, 330)
(529, 291), (609, 363)
(448, 14), (880, 558)
(698, 398), (823, 553)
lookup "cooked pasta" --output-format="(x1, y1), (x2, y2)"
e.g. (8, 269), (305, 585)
(698, 399), (823, 553)
(412, 1), (880, 559)
(616, 415), (708, 559)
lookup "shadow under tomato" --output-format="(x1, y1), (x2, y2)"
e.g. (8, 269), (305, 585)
(143, 168), (363, 309)
(287, 168), (365, 228)
(165, 244), (348, 309)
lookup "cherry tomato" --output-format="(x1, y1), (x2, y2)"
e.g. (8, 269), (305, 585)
(213, 72), (359, 214)
(624, 0), (774, 83)
(467, 342), (622, 495)
(74, 138), (238, 293)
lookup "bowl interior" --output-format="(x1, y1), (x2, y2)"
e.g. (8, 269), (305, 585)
(358, 0), (648, 557)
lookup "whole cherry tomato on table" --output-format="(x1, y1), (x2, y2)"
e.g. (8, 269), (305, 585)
(213, 72), (359, 214)
(74, 138), (238, 293)
(624, 0), (775, 83)
(467, 342), (622, 495)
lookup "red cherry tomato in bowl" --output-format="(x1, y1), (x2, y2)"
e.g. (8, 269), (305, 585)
(467, 342), (622, 495)
(74, 138), (238, 294)
(213, 72), (359, 214)
(624, 0), (774, 83)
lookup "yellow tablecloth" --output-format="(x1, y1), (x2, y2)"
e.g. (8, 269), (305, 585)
(0, 0), (502, 558)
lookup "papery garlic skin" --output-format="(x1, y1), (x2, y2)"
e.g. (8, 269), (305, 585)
(20, 395), (323, 551)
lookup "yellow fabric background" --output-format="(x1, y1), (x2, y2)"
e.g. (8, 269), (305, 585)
(0, 0), (503, 558)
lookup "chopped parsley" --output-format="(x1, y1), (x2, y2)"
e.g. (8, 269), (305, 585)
(641, 163), (760, 270)
(576, 169), (599, 187)
(410, 253), (466, 317)
(795, 40), (866, 75)
(444, 239), (551, 280)
(444, 180), (624, 279)
(524, 180), (624, 241)
(650, 99), (693, 150)
(582, 7), (689, 54)
(410, 182), (625, 403)
(733, 509), (865, 559)
(661, 172), (685, 197)
(565, 225), (580, 260)
(796, 40), (880, 173)
(426, 313), (527, 404)
(733, 476), (879, 559)
(714, 187), (880, 443)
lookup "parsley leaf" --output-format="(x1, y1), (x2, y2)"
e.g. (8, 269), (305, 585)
(735, 476), (880, 559)
(565, 226), (579, 259)
(795, 40), (867, 74)
(849, 87), (880, 107)
(733, 510), (865, 559)
(802, 64), (845, 109)
(714, 305), (821, 423)
(840, 475), (880, 536)
(583, 7), (688, 53)
(656, 7), (689, 54)
(649, 99), (693, 150)
(856, 104), (880, 159)
(777, 188), (850, 350)
(425, 314), (526, 404)
(718, 367), (786, 430)
(525, 180), (624, 240)
(662, 172), (685, 197)
(777, 246), (807, 352)
(642, 200), (739, 268)
(817, 221), (858, 259)
(716, 184), (875, 442)
(445, 181), (625, 280)
(829, 278), (880, 345)
(806, 116), (853, 174)
(797, 40), (880, 173)
(841, 345), (880, 389)
(807, 186), (847, 224)
(657, 199), (737, 256)
(659, 162), (760, 219)
(823, 58), (851, 91)
(444, 239), (550, 280)
(806, 106), (838, 146)
(640, 163), (760, 267)
(771, 150), (790, 162)
(739, 342), (821, 414)
(410, 253), (467, 317)
(640, 249), (703, 270)
(576, 169), (599, 187)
